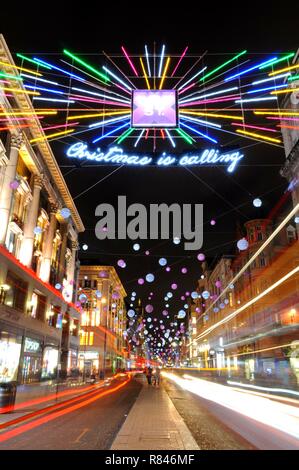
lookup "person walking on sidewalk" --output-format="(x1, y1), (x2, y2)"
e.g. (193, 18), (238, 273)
(145, 366), (153, 385)
(153, 367), (161, 386)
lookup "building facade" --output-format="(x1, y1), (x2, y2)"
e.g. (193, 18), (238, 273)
(78, 265), (127, 377)
(0, 35), (85, 385)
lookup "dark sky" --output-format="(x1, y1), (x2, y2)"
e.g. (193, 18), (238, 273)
(1, 3), (298, 350)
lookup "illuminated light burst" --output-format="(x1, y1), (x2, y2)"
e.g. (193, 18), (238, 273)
(12, 48), (297, 150)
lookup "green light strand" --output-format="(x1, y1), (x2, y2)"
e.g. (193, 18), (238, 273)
(16, 53), (52, 70)
(176, 128), (194, 144)
(288, 74), (299, 82)
(0, 72), (22, 81)
(259, 52), (295, 70)
(116, 127), (134, 144)
(199, 50), (247, 82)
(63, 49), (110, 83)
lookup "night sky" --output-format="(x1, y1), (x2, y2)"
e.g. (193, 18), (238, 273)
(1, 3), (298, 329)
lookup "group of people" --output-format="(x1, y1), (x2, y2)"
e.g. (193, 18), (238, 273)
(144, 366), (161, 386)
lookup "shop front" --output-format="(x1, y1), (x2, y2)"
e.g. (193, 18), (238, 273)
(41, 345), (59, 380)
(78, 351), (99, 377)
(0, 330), (22, 383)
(22, 337), (43, 383)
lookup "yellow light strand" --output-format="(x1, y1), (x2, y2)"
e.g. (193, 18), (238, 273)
(270, 87), (299, 95)
(269, 63), (299, 76)
(30, 129), (75, 143)
(0, 87), (40, 96)
(254, 111), (299, 116)
(67, 110), (130, 120)
(180, 110), (244, 120)
(236, 128), (281, 143)
(0, 111), (57, 117)
(139, 57), (150, 90)
(0, 60), (42, 76)
(159, 57), (171, 90)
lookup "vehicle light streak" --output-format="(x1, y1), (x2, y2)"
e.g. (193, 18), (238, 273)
(162, 372), (299, 440)
(0, 378), (130, 443)
(227, 381), (299, 398)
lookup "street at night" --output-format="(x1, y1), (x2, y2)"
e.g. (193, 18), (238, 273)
(0, 2), (299, 462)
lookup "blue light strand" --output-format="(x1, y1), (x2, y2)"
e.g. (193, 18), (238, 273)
(24, 84), (64, 95)
(33, 57), (86, 81)
(224, 57), (278, 82)
(92, 121), (130, 143)
(180, 120), (218, 144)
(247, 84), (288, 94)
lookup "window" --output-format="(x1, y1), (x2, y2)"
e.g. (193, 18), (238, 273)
(47, 305), (61, 328)
(5, 271), (28, 312)
(260, 257), (266, 267)
(257, 232), (263, 241)
(29, 291), (46, 321)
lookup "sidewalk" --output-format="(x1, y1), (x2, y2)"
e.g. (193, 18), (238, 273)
(111, 378), (199, 450)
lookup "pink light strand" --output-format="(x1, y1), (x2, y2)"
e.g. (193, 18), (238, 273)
(171, 47), (188, 77)
(69, 95), (130, 107)
(42, 122), (80, 132)
(266, 116), (299, 122)
(231, 122), (278, 133)
(178, 82), (196, 95)
(121, 46), (139, 77)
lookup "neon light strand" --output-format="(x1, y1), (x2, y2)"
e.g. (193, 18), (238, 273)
(180, 110), (244, 120)
(171, 46), (188, 77)
(145, 45), (151, 77)
(236, 128), (281, 143)
(0, 87), (40, 96)
(266, 116), (299, 121)
(259, 52), (295, 70)
(140, 57), (150, 90)
(0, 124), (31, 131)
(247, 84), (288, 94)
(270, 87), (299, 95)
(199, 50), (247, 82)
(278, 124), (299, 130)
(179, 86), (238, 103)
(180, 94), (240, 107)
(178, 67), (207, 90)
(180, 120), (218, 143)
(178, 82), (196, 95)
(42, 122), (79, 132)
(176, 127), (194, 144)
(224, 57), (278, 81)
(33, 97), (75, 103)
(92, 121), (130, 143)
(0, 111), (56, 116)
(134, 129), (145, 147)
(252, 73), (291, 85)
(63, 49), (109, 83)
(21, 73), (59, 86)
(33, 57), (84, 81)
(160, 129), (165, 139)
(24, 84), (64, 95)
(288, 74), (299, 82)
(102, 66), (132, 91)
(254, 111), (299, 116)
(165, 129), (176, 147)
(69, 90), (130, 105)
(0, 60), (42, 76)
(71, 86), (129, 102)
(88, 115), (131, 128)
(235, 97), (277, 103)
(231, 122), (278, 133)
(121, 46), (139, 77)
(158, 44), (165, 78)
(16, 53), (52, 69)
(269, 63), (299, 76)
(159, 57), (171, 89)
(0, 72), (22, 81)
(30, 129), (75, 143)
(116, 127), (134, 144)
(67, 110), (130, 120)
(179, 115), (221, 128)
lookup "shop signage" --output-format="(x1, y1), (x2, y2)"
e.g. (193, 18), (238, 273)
(66, 142), (244, 173)
(24, 338), (41, 353)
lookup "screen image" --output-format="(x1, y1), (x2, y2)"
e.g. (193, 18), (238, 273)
(132, 90), (178, 128)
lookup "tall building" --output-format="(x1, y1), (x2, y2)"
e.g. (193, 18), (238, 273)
(78, 265), (127, 377)
(0, 35), (85, 384)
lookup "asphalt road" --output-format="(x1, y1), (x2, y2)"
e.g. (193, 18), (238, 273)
(163, 378), (299, 450)
(0, 377), (142, 450)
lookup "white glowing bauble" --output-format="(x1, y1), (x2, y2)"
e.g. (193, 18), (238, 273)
(127, 309), (135, 318)
(159, 257), (167, 266)
(82, 244), (88, 251)
(253, 198), (262, 208)
(173, 237), (180, 245)
(237, 238), (249, 251)
(146, 273), (155, 283)
(191, 291), (199, 299)
(133, 243), (140, 251)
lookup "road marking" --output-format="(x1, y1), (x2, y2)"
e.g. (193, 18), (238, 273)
(74, 428), (89, 443)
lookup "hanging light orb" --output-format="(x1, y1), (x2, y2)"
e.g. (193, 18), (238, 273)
(60, 207), (71, 219)
(146, 273), (155, 283)
(145, 304), (154, 313)
(191, 291), (199, 299)
(237, 238), (249, 251)
(159, 257), (167, 266)
(253, 198), (262, 208)
(202, 290), (210, 300)
(133, 243), (140, 251)
(117, 259), (126, 268)
(82, 244), (88, 251)
(127, 309), (135, 318)
(138, 278), (144, 285)
(173, 237), (180, 245)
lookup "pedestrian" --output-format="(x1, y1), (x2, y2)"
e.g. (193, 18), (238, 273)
(146, 366), (153, 385)
(153, 367), (161, 386)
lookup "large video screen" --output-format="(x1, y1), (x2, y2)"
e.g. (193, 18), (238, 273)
(132, 90), (178, 128)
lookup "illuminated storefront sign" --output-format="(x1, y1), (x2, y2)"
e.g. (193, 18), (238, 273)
(66, 142), (244, 173)
(24, 337), (41, 353)
(132, 89), (178, 128)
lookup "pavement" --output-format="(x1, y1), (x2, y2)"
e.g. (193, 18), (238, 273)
(111, 376), (199, 450)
